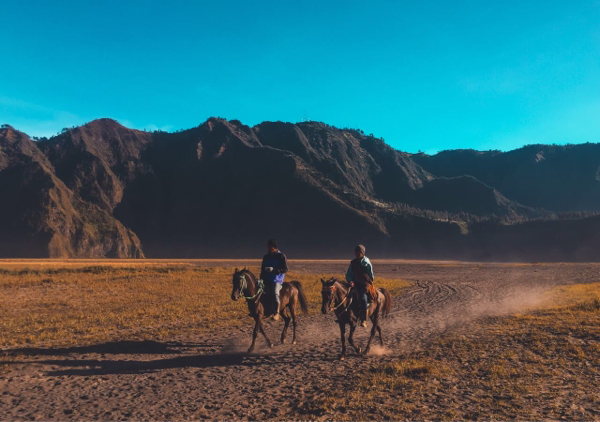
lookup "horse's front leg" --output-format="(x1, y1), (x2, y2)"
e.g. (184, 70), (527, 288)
(348, 320), (362, 354)
(248, 317), (260, 353)
(338, 321), (347, 360)
(258, 315), (273, 349)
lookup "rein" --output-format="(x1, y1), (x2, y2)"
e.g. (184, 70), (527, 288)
(322, 284), (350, 313)
(238, 273), (264, 301)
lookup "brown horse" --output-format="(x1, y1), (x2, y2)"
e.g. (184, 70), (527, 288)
(231, 268), (308, 353)
(321, 277), (392, 359)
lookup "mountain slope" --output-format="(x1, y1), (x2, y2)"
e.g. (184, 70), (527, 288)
(0, 125), (144, 258)
(413, 144), (600, 212)
(37, 118), (152, 212)
(254, 121), (533, 219)
(112, 119), (391, 257)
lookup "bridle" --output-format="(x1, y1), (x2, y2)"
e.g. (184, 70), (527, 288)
(236, 273), (264, 302)
(322, 283), (350, 313)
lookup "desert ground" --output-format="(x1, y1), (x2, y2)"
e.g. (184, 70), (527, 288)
(1, 260), (599, 420)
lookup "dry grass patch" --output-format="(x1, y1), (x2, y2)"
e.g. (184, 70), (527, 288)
(0, 264), (409, 349)
(314, 283), (600, 420)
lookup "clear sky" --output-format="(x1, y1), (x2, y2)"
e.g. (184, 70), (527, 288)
(1, 0), (599, 153)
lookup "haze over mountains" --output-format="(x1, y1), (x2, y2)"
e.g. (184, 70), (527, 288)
(1, 118), (599, 261)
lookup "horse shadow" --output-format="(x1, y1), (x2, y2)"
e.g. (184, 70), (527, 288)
(2, 340), (217, 357)
(2, 340), (339, 377)
(35, 352), (254, 376)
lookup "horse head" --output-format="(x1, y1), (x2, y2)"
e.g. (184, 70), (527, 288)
(320, 277), (339, 314)
(231, 268), (245, 301)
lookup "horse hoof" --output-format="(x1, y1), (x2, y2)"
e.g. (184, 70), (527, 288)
(358, 347), (362, 354)
(292, 340), (297, 345)
(340, 355), (345, 361)
(281, 339), (286, 344)
(247, 348), (254, 354)
(270, 343), (274, 349)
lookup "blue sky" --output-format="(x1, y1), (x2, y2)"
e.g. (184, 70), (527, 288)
(1, 0), (599, 153)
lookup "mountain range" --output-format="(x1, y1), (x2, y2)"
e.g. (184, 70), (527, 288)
(1, 118), (599, 261)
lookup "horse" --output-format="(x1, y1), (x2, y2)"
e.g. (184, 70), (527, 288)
(231, 268), (308, 353)
(320, 277), (392, 359)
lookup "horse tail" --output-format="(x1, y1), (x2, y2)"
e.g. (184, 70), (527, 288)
(379, 288), (392, 317)
(290, 281), (309, 314)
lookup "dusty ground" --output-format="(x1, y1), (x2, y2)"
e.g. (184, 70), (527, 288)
(1, 260), (599, 420)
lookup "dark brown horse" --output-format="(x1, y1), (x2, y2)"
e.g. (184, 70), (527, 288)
(231, 268), (308, 353)
(321, 277), (392, 359)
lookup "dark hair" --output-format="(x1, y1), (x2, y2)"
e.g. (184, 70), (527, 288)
(267, 239), (278, 249)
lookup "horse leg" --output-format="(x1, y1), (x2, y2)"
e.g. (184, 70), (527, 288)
(348, 320), (362, 354)
(363, 313), (379, 355)
(376, 322), (384, 346)
(248, 317), (260, 353)
(289, 304), (298, 345)
(339, 322), (347, 360)
(258, 316), (273, 349)
(280, 310), (291, 344)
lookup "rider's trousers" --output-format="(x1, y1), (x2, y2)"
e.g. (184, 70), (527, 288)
(271, 282), (282, 313)
(356, 285), (369, 321)
(273, 283), (283, 310)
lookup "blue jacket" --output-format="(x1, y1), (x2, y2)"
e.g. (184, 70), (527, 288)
(260, 250), (288, 284)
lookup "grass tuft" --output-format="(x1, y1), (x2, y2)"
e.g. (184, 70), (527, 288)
(375, 360), (434, 379)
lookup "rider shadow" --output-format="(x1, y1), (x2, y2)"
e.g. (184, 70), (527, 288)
(2, 340), (218, 358)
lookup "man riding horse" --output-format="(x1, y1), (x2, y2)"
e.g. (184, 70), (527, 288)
(321, 243), (391, 358)
(345, 244), (375, 327)
(260, 239), (288, 321)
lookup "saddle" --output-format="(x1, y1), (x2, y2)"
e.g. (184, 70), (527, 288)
(347, 282), (378, 303)
(366, 283), (378, 301)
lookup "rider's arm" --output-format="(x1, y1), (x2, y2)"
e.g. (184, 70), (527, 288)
(362, 257), (374, 281)
(273, 252), (288, 275)
(259, 255), (267, 280)
(345, 263), (353, 283)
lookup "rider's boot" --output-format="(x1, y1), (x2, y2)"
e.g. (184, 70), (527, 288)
(361, 306), (368, 327)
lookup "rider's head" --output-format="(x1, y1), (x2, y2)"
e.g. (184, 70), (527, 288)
(267, 238), (278, 253)
(354, 244), (366, 259)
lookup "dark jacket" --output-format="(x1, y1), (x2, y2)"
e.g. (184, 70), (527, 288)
(260, 250), (288, 284)
(345, 256), (374, 287)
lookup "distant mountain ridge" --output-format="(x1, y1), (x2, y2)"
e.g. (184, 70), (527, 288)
(412, 144), (600, 212)
(1, 118), (599, 260)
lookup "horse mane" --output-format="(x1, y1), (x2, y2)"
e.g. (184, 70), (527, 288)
(234, 268), (257, 289)
(238, 267), (255, 278)
(322, 277), (350, 300)
(327, 277), (349, 290)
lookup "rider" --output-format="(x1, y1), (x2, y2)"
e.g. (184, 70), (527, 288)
(345, 244), (374, 328)
(260, 239), (288, 321)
